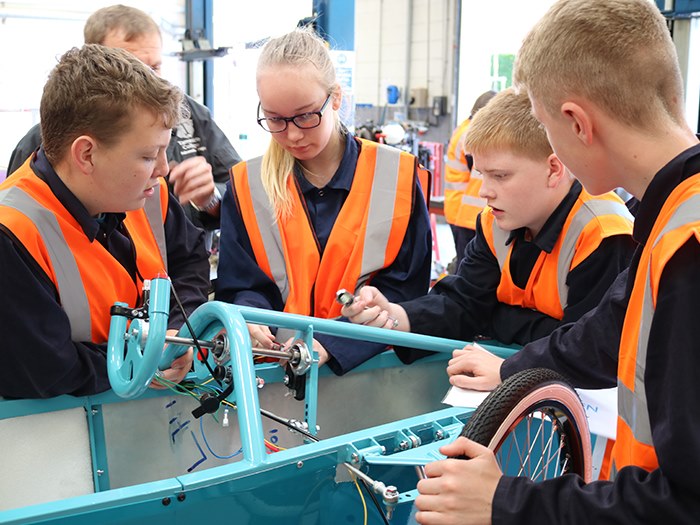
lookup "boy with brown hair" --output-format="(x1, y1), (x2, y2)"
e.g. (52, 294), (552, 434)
(342, 88), (634, 362)
(413, 0), (700, 523)
(0, 44), (209, 398)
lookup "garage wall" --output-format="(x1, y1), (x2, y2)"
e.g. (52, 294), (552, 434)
(354, 0), (454, 123)
(352, 0), (554, 143)
(456, 0), (555, 123)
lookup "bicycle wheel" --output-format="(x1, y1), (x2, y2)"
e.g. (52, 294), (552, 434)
(460, 368), (592, 482)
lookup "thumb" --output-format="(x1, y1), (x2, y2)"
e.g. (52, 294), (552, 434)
(440, 436), (490, 459)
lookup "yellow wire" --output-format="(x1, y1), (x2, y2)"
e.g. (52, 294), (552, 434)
(352, 476), (368, 525)
(263, 439), (287, 452)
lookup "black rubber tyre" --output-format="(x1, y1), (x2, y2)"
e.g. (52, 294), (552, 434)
(460, 368), (592, 482)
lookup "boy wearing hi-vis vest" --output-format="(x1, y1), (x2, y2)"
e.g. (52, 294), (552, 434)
(342, 88), (634, 360)
(0, 45), (209, 399)
(407, 0), (700, 524)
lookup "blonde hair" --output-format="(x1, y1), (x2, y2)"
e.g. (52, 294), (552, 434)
(257, 27), (340, 219)
(40, 44), (183, 165)
(464, 88), (552, 161)
(84, 4), (161, 44)
(514, 0), (684, 129)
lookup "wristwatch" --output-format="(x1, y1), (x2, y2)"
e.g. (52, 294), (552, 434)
(191, 187), (222, 213)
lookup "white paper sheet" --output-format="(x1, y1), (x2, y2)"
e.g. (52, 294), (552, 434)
(576, 387), (617, 440)
(441, 385), (491, 408)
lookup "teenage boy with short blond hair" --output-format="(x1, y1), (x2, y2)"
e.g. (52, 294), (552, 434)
(342, 88), (634, 366)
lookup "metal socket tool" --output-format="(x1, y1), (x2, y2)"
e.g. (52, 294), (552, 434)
(335, 289), (355, 307)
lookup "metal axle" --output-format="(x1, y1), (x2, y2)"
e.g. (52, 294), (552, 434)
(164, 335), (292, 360)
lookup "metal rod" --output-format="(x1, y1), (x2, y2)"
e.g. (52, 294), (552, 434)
(345, 462), (376, 487)
(165, 335), (217, 348)
(251, 347), (292, 359)
(165, 335), (292, 360)
(260, 408), (318, 441)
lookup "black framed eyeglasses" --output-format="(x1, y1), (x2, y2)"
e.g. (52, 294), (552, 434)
(257, 94), (332, 133)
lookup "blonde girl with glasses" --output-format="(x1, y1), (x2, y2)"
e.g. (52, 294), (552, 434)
(216, 27), (433, 375)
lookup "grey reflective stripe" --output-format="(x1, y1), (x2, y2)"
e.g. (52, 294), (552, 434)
(491, 221), (510, 270)
(461, 195), (487, 208)
(618, 194), (700, 447)
(470, 170), (483, 180)
(143, 188), (167, 272)
(556, 199), (632, 309)
(358, 145), (403, 287)
(0, 187), (91, 341)
(445, 158), (468, 171)
(243, 157), (289, 301)
(444, 181), (468, 192)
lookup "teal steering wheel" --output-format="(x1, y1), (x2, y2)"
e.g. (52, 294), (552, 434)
(107, 277), (174, 398)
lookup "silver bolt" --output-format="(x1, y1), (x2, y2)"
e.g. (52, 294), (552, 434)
(398, 440), (409, 451)
(435, 430), (444, 440)
(384, 485), (399, 520)
(351, 453), (360, 464)
(296, 461), (304, 469)
(97, 469), (104, 476)
(91, 408), (99, 416)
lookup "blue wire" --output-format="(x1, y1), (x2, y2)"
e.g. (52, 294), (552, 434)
(199, 416), (243, 460)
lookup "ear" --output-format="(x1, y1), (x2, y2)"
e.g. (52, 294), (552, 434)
(331, 84), (343, 111)
(70, 136), (97, 175)
(546, 153), (567, 188)
(560, 101), (593, 146)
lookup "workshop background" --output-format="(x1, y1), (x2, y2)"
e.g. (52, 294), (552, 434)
(0, 1), (568, 172)
(0, 0), (698, 192)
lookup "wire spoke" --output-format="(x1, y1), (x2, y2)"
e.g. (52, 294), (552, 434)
(517, 413), (546, 477)
(497, 409), (576, 481)
(531, 419), (559, 481)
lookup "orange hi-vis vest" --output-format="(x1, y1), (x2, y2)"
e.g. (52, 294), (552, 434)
(481, 189), (633, 320)
(0, 160), (168, 343)
(232, 139), (418, 318)
(444, 118), (486, 230)
(607, 173), (700, 479)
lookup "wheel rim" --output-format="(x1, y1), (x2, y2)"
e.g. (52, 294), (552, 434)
(487, 384), (591, 482)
